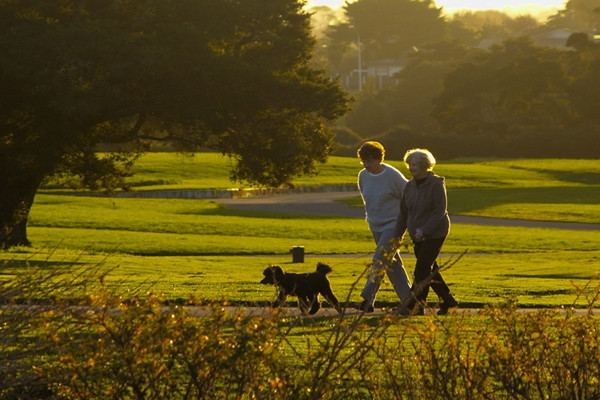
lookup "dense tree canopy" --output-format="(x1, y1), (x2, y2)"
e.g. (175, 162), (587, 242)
(324, 0), (446, 76)
(345, 40), (480, 137)
(449, 10), (540, 44)
(310, 0), (600, 160)
(568, 40), (600, 125)
(0, 0), (349, 247)
(344, 0), (445, 60)
(433, 37), (572, 138)
(547, 0), (600, 32)
(337, 34), (600, 160)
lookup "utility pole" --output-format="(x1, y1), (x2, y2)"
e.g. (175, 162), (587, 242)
(357, 30), (362, 92)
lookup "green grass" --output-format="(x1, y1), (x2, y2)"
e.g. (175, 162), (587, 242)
(3, 250), (599, 308)
(3, 153), (598, 309)
(25, 194), (600, 255)
(104, 153), (600, 223)
(109, 154), (600, 191)
(44, 153), (600, 225)
(449, 186), (600, 222)
(338, 188), (600, 224)
(80, 152), (363, 190)
(339, 158), (600, 224)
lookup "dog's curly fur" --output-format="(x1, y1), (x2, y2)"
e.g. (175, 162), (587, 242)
(260, 262), (343, 315)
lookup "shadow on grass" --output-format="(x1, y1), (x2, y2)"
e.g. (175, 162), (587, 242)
(449, 186), (600, 214)
(178, 203), (342, 220)
(0, 258), (91, 271)
(517, 166), (600, 185)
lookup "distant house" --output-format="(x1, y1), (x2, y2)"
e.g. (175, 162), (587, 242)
(345, 59), (404, 91)
(531, 29), (574, 49)
(475, 38), (501, 50)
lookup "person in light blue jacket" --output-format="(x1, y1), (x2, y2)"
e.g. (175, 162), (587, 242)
(356, 141), (411, 312)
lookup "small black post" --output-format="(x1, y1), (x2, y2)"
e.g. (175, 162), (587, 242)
(291, 246), (305, 263)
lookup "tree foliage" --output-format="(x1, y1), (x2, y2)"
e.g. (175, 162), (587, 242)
(316, 0), (600, 160)
(433, 37), (572, 138)
(0, 0), (349, 248)
(547, 0), (600, 32)
(324, 0), (446, 76)
(568, 41), (600, 125)
(344, 0), (446, 60)
(338, 34), (600, 160)
(449, 10), (540, 44)
(346, 40), (480, 138)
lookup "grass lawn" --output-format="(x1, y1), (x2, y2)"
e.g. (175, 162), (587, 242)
(4, 153), (600, 400)
(2, 153), (599, 309)
(4, 249), (599, 308)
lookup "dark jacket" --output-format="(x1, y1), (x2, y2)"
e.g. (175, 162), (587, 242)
(394, 172), (450, 241)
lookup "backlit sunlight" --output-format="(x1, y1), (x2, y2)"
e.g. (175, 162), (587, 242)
(306, 0), (566, 14)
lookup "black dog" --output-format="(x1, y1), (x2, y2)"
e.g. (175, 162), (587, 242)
(260, 262), (343, 315)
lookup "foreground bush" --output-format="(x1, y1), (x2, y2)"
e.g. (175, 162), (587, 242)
(2, 263), (600, 399)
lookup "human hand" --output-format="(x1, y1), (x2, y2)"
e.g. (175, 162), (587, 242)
(415, 228), (425, 242)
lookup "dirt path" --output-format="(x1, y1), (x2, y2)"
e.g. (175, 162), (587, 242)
(217, 191), (600, 231)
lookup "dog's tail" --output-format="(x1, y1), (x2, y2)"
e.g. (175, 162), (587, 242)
(316, 262), (333, 275)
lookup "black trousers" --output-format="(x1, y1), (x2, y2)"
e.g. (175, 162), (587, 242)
(410, 236), (451, 304)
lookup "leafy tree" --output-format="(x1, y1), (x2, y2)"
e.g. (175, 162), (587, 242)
(0, 0), (349, 248)
(547, 0), (600, 32)
(345, 40), (480, 138)
(324, 0), (447, 77)
(432, 37), (572, 139)
(307, 6), (347, 75)
(380, 40), (480, 133)
(345, 0), (446, 61)
(566, 32), (596, 50)
(444, 16), (481, 47)
(450, 10), (540, 44)
(568, 44), (600, 125)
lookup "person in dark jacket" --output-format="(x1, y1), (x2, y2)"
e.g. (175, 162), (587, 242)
(394, 148), (458, 316)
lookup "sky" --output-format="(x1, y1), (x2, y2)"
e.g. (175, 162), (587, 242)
(306, 0), (567, 15)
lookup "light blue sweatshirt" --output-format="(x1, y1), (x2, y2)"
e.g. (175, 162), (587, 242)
(358, 164), (407, 233)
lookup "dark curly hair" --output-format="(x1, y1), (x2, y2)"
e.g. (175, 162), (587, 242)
(357, 141), (385, 161)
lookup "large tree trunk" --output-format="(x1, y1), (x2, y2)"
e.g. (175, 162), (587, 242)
(0, 175), (41, 249)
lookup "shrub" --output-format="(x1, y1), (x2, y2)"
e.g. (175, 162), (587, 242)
(2, 261), (600, 399)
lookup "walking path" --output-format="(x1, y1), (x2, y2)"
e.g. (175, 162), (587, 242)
(184, 305), (600, 318)
(217, 191), (600, 231)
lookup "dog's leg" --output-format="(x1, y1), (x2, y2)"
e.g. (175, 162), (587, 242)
(308, 294), (320, 315)
(298, 296), (311, 315)
(321, 285), (343, 314)
(273, 291), (287, 308)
